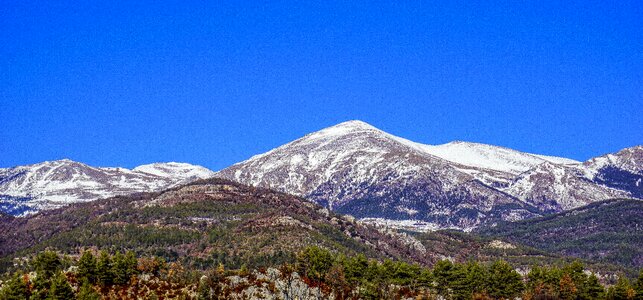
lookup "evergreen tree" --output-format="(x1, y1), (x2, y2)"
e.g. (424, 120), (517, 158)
(487, 260), (524, 300)
(0, 273), (30, 300)
(32, 250), (62, 280)
(584, 274), (605, 300)
(77, 279), (100, 300)
(450, 263), (472, 300)
(466, 261), (488, 297)
(417, 268), (433, 289)
(559, 273), (578, 300)
(112, 251), (130, 285)
(124, 250), (139, 279)
(609, 276), (635, 300)
(297, 246), (333, 282)
(77, 250), (97, 284)
(47, 272), (74, 300)
(30, 270), (52, 300)
(96, 250), (113, 286)
(342, 254), (369, 284)
(432, 259), (455, 297)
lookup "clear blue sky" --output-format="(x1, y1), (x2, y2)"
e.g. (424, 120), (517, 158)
(1, 1), (641, 170)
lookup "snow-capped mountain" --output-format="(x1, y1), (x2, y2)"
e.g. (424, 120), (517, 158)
(584, 146), (643, 199)
(0, 159), (214, 215)
(216, 120), (642, 230)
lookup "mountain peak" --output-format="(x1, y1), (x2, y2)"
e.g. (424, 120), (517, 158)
(299, 120), (383, 143)
(332, 120), (378, 130)
(320, 120), (381, 134)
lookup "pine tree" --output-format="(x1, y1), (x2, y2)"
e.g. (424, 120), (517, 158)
(559, 273), (578, 300)
(77, 250), (97, 284)
(433, 259), (455, 297)
(417, 268), (433, 289)
(487, 260), (524, 300)
(450, 263), (471, 300)
(296, 246), (333, 282)
(47, 272), (74, 300)
(584, 274), (605, 300)
(77, 279), (100, 300)
(610, 275), (635, 300)
(32, 250), (62, 280)
(342, 254), (369, 284)
(124, 250), (139, 279)
(0, 273), (30, 300)
(31, 270), (52, 300)
(112, 251), (129, 285)
(96, 250), (113, 286)
(466, 261), (488, 297)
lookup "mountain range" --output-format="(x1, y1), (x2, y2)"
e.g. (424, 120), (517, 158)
(0, 160), (214, 215)
(1, 120), (641, 231)
(217, 120), (642, 230)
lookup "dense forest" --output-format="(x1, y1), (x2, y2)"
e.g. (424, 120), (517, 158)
(1, 248), (642, 299)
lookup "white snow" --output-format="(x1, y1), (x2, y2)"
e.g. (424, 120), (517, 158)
(0, 160), (215, 215)
(133, 162), (214, 179)
(317, 121), (580, 175)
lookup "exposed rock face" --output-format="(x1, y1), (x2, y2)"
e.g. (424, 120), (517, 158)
(217, 120), (642, 230)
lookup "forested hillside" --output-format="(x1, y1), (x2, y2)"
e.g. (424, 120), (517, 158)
(2, 249), (642, 299)
(479, 199), (643, 269)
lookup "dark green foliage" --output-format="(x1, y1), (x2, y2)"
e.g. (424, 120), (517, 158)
(342, 253), (369, 284)
(76, 279), (100, 300)
(451, 261), (488, 300)
(96, 250), (113, 286)
(607, 276), (635, 300)
(296, 246), (333, 282)
(0, 273), (29, 300)
(1, 247), (629, 300)
(433, 259), (455, 296)
(480, 199), (643, 269)
(635, 270), (643, 300)
(486, 260), (524, 299)
(111, 251), (130, 285)
(48, 272), (74, 300)
(31, 250), (61, 280)
(77, 250), (97, 283)
(585, 274), (605, 300)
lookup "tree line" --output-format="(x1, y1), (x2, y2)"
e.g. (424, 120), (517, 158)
(1, 248), (642, 299)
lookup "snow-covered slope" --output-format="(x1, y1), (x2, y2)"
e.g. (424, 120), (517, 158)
(503, 162), (630, 211)
(218, 121), (543, 230)
(216, 120), (641, 230)
(583, 146), (643, 199)
(419, 141), (579, 174)
(133, 162), (214, 185)
(0, 160), (214, 215)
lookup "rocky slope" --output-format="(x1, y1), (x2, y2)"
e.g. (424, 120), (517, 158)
(217, 120), (642, 230)
(0, 159), (214, 215)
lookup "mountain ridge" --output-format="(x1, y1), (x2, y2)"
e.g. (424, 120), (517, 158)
(217, 120), (642, 230)
(2, 120), (640, 232)
(0, 160), (215, 215)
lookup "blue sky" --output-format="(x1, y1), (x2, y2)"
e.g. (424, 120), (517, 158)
(1, 1), (641, 170)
